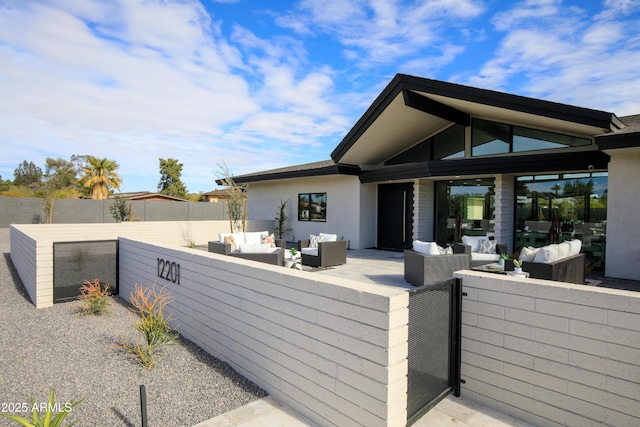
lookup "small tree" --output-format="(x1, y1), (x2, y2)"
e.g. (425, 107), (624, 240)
(275, 199), (289, 239)
(109, 195), (129, 222)
(157, 158), (188, 199)
(215, 161), (247, 233)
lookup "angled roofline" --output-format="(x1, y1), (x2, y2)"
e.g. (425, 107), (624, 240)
(218, 160), (360, 185)
(331, 73), (621, 162)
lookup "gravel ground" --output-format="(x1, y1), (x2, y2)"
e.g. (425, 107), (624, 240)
(0, 228), (266, 427)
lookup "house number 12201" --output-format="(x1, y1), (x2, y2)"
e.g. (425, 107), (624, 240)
(157, 258), (180, 284)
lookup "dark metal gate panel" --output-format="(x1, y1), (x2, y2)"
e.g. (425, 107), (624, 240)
(407, 278), (462, 425)
(53, 240), (119, 303)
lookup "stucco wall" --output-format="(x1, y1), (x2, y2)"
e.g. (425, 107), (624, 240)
(605, 152), (640, 280)
(246, 175), (365, 248)
(456, 270), (640, 427)
(118, 237), (410, 427)
(9, 220), (274, 308)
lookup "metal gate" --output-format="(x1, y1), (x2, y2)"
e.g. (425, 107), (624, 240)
(53, 240), (118, 303)
(407, 277), (462, 425)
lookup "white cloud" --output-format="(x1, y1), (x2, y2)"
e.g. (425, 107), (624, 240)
(466, 1), (640, 115)
(0, 0), (351, 192)
(277, 0), (484, 67)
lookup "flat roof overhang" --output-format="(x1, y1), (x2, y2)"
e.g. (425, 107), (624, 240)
(359, 150), (610, 183)
(332, 74), (621, 166)
(227, 162), (360, 184)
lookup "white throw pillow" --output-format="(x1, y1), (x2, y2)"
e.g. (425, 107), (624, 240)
(261, 233), (276, 247)
(462, 235), (483, 252)
(309, 234), (321, 248)
(557, 242), (571, 260)
(438, 245), (453, 255)
(519, 246), (540, 262)
(244, 231), (267, 245)
(533, 244), (560, 263)
(478, 238), (497, 254)
(567, 239), (582, 256)
(231, 232), (246, 245)
(413, 240), (440, 255)
(219, 233), (232, 243)
(319, 233), (338, 242)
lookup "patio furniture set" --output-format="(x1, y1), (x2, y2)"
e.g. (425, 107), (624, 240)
(209, 230), (586, 286)
(404, 235), (586, 286)
(208, 231), (347, 268)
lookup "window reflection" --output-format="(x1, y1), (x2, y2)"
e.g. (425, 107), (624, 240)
(435, 179), (495, 246)
(516, 174), (607, 268)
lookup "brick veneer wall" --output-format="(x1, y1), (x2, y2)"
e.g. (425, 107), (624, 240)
(118, 238), (410, 427)
(456, 270), (640, 427)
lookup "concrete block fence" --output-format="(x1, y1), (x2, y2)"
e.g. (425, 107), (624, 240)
(118, 238), (410, 427)
(9, 221), (273, 308)
(456, 270), (640, 427)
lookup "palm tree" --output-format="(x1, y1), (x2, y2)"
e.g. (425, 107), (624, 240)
(80, 156), (122, 200)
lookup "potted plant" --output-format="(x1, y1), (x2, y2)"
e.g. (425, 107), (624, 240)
(284, 248), (298, 268)
(513, 259), (524, 274)
(499, 253), (509, 267)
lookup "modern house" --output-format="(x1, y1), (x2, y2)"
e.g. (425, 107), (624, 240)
(228, 74), (640, 281)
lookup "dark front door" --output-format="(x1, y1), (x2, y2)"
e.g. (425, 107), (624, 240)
(378, 183), (413, 250)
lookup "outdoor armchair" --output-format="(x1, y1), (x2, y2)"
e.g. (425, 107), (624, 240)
(298, 236), (347, 268)
(404, 250), (471, 287)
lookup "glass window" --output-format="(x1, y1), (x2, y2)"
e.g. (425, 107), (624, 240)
(515, 174), (608, 267)
(472, 119), (593, 157)
(435, 178), (495, 246)
(513, 127), (591, 152)
(472, 119), (509, 156)
(385, 124), (464, 165)
(433, 125), (465, 160)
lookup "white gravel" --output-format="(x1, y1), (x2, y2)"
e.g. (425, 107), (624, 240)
(0, 228), (266, 427)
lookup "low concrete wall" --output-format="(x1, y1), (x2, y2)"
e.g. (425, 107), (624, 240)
(118, 238), (409, 427)
(9, 221), (274, 308)
(456, 270), (640, 427)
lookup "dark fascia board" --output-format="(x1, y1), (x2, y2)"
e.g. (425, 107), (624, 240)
(359, 151), (610, 183)
(595, 131), (640, 150)
(332, 73), (619, 163)
(403, 89), (470, 126)
(224, 163), (361, 184)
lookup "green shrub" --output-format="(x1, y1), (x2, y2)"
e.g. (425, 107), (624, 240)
(113, 283), (178, 369)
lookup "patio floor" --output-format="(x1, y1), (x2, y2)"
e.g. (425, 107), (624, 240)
(308, 248), (640, 292)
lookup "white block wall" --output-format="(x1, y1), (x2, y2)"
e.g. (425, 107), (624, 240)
(118, 238), (410, 427)
(412, 179), (434, 242)
(456, 270), (640, 427)
(605, 152), (640, 280)
(10, 221), (274, 308)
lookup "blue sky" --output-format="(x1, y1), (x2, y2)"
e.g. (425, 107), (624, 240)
(1, 0), (639, 193)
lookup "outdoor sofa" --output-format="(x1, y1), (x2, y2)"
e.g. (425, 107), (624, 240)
(504, 239), (585, 284)
(453, 235), (507, 267)
(208, 231), (284, 266)
(298, 233), (347, 268)
(404, 240), (471, 287)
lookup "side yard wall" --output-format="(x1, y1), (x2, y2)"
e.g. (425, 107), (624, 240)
(456, 270), (640, 427)
(118, 238), (410, 427)
(0, 196), (227, 227)
(9, 220), (274, 308)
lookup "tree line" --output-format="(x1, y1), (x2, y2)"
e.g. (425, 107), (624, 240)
(0, 156), (202, 201)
